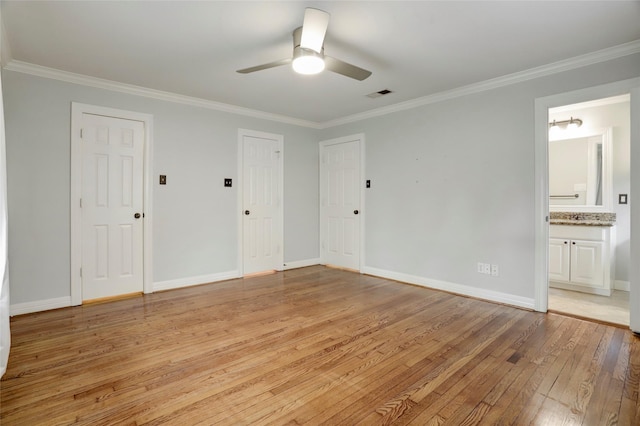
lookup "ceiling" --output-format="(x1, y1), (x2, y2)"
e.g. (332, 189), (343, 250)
(2, 1), (640, 125)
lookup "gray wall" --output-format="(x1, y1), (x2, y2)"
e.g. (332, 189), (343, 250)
(3, 52), (640, 306)
(319, 53), (640, 300)
(3, 70), (319, 304)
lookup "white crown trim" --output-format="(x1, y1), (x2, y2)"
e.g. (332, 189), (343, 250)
(2, 60), (321, 129)
(321, 40), (640, 128)
(4, 40), (639, 129)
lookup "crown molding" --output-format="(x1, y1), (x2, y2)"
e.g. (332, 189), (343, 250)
(2, 60), (322, 129)
(3, 40), (639, 130)
(320, 39), (640, 128)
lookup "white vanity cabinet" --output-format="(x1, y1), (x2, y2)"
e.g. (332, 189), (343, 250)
(549, 225), (615, 296)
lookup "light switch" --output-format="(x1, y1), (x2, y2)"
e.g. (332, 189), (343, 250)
(224, 178), (232, 187)
(159, 175), (167, 185)
(619, 194), (628, 204)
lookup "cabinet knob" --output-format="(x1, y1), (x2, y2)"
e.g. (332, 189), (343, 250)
(564, 241), (568, 244)
(572, 241), (576, 245)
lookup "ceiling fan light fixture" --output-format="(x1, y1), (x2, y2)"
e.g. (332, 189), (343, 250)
(237, 9), (371, 80)
(292, 48), (325, 75)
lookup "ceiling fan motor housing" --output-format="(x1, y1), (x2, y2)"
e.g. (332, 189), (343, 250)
(293, 26), (324, 59)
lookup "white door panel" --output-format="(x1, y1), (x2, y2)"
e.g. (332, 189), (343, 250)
(320, 136), (362, 270)
(343, 217), (356, 256)
(241, 132), (283, 275)
(570, 240), (604, 287)
(549, 238), (570, 282)
(81, 113), (144, 300)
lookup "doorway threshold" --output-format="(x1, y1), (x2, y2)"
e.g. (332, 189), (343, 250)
(548, 287), (629, 327)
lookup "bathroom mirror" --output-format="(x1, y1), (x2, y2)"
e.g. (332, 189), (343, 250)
(549, 127), (612, 212)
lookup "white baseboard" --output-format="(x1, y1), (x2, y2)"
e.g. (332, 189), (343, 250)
(362, 266), (535, 310)
(153, 270), (240, 292)
(614, 280), (630, 292)
(153, 262), (322, 291)
(9, 265), (534, 315)
(10, 296), (72, 316)
(283, 258), (321, 270)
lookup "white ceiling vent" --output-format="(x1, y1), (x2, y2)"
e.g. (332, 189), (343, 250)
(366, 89), (393, 99)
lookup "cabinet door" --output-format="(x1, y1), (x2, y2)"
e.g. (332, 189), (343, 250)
(570, 239), (604, 287)
(549, 238), (570, 282)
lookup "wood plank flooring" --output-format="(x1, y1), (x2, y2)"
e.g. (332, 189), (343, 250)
(2, 266), (639, 425)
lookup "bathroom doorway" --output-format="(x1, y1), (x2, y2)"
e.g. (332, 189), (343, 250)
(547, 94), (630, 326)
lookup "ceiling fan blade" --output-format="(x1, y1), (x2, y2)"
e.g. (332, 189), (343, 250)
(236, 58), (291, 74)
(324, 56), (372, 81)
(300, 8), (330, 53)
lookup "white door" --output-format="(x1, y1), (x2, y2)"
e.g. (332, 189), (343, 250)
(81, 113), (144, 300)
(570, 239), (604, 287)
(320, 135), (362, 270)
(549, 238), (570, 282)
(240, 131), (283, 275)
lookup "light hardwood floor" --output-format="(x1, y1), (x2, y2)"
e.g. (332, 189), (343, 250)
(2, 266), (639, 425)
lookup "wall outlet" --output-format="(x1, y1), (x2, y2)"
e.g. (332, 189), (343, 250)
(478, 262), (498, 276)
(478, 262), (491, 274)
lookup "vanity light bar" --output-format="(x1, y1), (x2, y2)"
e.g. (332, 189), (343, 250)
(549, 117), (583, 128)
(550, 194), (579, 199)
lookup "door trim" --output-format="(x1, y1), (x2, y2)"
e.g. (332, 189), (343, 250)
(319, 133), (366, 271)
(237, 129), (284, 275)
(70, 103), (154, 305)
(630, 85), (640, 332)
(533, 78), (640, 323)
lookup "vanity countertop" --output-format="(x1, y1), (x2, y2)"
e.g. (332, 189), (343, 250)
(550, 212), (616, 227)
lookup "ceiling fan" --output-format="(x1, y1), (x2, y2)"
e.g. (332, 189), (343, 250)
(236, 8), (372, 81)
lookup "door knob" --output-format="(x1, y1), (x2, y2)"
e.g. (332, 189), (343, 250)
(134, 213), (141, 219)
(244, 210), (250, 215)
(354, 210), (359, 215)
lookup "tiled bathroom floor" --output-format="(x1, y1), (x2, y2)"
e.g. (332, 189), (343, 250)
(548, 287), (629, 326)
